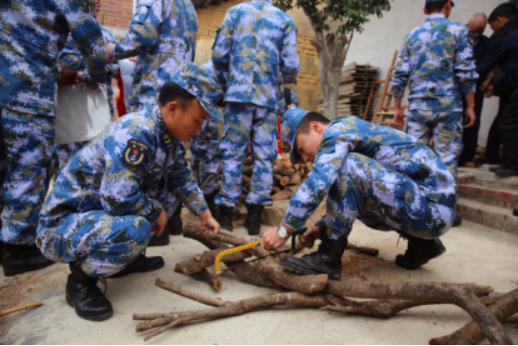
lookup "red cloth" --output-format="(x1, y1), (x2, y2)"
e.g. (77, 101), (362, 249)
(116, 70), (127, 117)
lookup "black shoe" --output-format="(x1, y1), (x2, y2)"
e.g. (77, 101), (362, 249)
(494, 167), (518, 177)
(2, 243), (55, 276)
(395, 234), (446, 270)
(514, 208), (518, 217)
(217, 206), (234, 232)
(244, 204), (264, 236)
(281, 233), (348, 281)
(147, 229), (170, 246)
(66, 263), (113, 321)
(110, 254), (164, 278)
(204, 192), (219, 219)
(452, 215), (462, 227)
(489, 163), (506, 172)
(167, 203), (183, 236)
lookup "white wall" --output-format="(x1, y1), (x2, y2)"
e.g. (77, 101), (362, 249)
(345, 0), (504, 146)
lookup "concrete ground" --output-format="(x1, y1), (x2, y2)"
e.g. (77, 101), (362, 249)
(1, 220), (517, 344)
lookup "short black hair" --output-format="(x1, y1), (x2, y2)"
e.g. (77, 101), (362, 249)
(488, 3), (518, 23)
(158, 82), (196, 108)
(297, 112), (331, 135)
(425, 0), (448, 13)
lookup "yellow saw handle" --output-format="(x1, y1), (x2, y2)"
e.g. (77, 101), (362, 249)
(214, 241), (260, 274)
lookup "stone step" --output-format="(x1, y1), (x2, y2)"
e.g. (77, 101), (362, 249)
(458, 184), (518, 210)
(467, 168), (518, 190)
(456, 198), (518, 236)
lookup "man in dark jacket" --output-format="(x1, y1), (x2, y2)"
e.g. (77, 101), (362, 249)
(478, 3), (518, 176)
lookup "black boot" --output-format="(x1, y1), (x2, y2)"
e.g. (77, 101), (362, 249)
(2, 243), (55, 276)
(452, 214), (462, 227)
(217, 206), (234, 232)
(110, 254), (164, 278)
(204, 192), (219, 219)
(66, 263), (113, 321)
(513, 208), (518, 217)
(244, 204), (264, 236)
(147, 229), (170, 246)
(282, 233), (348, 281)
(167, 203), (183, 236)
(395, 233), (446, 270)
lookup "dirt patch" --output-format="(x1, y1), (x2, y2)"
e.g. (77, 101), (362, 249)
(0, 265), (66, 340)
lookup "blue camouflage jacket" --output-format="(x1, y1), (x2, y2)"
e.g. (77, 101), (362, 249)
(283, 116), (457, 230)
(0, 0), (107, 116)
(38, 105), (208, 232)
(212, 0), (300, 110)
(392, 13), (478, 110)
(113, 0), (198, 110)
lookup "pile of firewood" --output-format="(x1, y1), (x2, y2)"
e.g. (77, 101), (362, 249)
(238, 154), (313, 205)
(134, 226), (517, 344)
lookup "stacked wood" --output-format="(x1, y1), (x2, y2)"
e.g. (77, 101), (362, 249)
(134, 225), (516, 344)
(318, 62), (379, 120)
(237, 153), (313, 205)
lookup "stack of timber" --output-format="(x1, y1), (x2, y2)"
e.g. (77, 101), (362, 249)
(238, 152), (313, 205)
(318, 62), (379, 120)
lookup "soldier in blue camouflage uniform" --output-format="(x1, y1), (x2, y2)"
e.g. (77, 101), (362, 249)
(51, 26), (120, 183)
(36, 62), (222, 321)
(107, 0), (198, 113)
(0, 0), (107, 277)
(212, 0), (300, 235)
(392, 0), (478, 227)
(392, 0), (478, 179)
(261, 108), (457, 279)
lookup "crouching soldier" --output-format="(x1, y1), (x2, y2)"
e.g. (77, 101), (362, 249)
(36, 62), (222, 321)
(261, 108), (457, 279)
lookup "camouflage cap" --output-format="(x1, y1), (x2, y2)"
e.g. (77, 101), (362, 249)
(281, 107), (310, 164)
(425, 0), (454, 7)
(171, 61), (223, 121)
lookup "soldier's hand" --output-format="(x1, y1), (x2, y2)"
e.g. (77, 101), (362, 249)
(261, 227), (288, 250)
(152, 210), (168, 236)
(464, 108), (476, 128)
(199, 210), (220, 234)
(393, 108), (405, 127)
(299, 225), (321, 248)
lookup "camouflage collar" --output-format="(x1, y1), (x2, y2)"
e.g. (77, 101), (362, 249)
(151, 105), (174, 147)
(426, 13), (446, 21)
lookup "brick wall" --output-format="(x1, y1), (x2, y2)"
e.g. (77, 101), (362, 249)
(98, 0), (133, 37)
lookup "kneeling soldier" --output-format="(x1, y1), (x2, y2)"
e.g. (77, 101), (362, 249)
(36, 62), (221, 321)
(261, 108), (457, 279)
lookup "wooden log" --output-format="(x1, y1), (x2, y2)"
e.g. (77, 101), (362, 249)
(430, 289), (518, 345)
(324, 281), (511, 345)
(273, 174), (283, 182)
(283, 160), (293, 168)
(192, 269), (223, 291)
(293, 163), (301, 171)
(271, 186), (281, 194)
(0, 301), (42, 317)
(288, 171), (302, 186)
(279, 176), (290, 186)
(245, 156), (252, 165)
(273, 165), (295, 177)
(242, 175), (251, 184)
(174, 248), (253, 275)
(155, 278), (225, 307)
(271, 190), (294, 201)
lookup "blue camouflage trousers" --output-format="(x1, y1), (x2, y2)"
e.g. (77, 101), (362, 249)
(37, 211), (152, 277)
(323, 153), (454, 240)
(0, 109), (55, 245)
(51, 141), (87, 183)
(189, 119), (221, 195)
(406, 100), (463, 180)
(216, 103), (278, 207)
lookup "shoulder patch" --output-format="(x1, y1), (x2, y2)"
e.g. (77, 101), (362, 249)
(124, 139), (149, 166)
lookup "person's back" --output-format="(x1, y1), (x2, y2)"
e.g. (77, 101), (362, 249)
(212, 0), (299, 110)
(0, 0), (107, 115)
(396, 14), (473, 102)
(111, 0), (198, 111)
